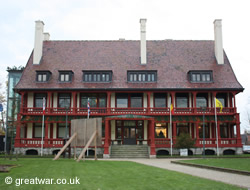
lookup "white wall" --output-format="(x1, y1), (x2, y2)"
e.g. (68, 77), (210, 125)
(111, 120), (115, 140)
(77, 93), (80, 107)
(53, 93), (58, 108)
(27, 93), (34, 107)
(53, 123), (57, 138)
(27, 123), (33, 138)
(144, 120), (148, 140)
(111, 93), (115, 108)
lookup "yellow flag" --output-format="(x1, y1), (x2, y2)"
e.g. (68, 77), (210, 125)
(215, 98), (223, 112)
(170, 104), (174, 114)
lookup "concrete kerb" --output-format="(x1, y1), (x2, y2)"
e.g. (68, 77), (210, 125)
(171, 160), (250, 176)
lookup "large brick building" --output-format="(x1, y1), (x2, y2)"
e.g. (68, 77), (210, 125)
(14, 19), (243, 157)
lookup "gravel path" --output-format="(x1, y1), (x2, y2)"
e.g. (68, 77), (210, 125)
(130, 159), (250, 189)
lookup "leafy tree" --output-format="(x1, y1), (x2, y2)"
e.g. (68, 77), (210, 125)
(174, 133), (196, 149)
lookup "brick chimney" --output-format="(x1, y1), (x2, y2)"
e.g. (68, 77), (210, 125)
(140, 19), (147, 65)
(33, 21), (50, 65)
(214, 19), (224, 65)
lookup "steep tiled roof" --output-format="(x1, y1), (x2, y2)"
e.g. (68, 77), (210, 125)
(15, 40), (243, 91)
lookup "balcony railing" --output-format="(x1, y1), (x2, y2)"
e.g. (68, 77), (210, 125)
(17, 137), (240, 148)
(21, 107), (236, 116)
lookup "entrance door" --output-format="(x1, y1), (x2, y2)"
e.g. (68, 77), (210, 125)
(124, 127), (136, 145)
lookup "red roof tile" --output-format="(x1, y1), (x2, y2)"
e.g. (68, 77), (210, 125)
(15, 40), (243, 91)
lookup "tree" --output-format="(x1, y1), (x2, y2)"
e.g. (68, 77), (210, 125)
(174, 133), (196, 149)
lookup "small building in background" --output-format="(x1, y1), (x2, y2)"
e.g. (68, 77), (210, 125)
(5, 67), (23, 153)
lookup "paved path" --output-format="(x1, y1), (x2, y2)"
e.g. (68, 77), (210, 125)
(128, 159), (250, 189)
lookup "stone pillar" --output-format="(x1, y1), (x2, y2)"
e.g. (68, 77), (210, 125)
(104, 119), (110, 158)
(150, 119), (156, 158)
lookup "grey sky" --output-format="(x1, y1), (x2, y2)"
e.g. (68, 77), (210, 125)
(1, 0), (249, 132)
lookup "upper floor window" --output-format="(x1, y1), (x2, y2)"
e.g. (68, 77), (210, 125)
(196, 93), (208, 108)
(188, 71), (213, 83)
(154, 93), (167, 108)
(34, 93), (46, 108)
(36, 70), (51, 82)
(80, 93), (106, 108)
(58, 93), (71, 108)
(59, 70), (73, 82)
(176, 93), (189, 108)
(116, 93), (143, 108)
(127, 71), (157, 82)
(83, 71), (112, 82)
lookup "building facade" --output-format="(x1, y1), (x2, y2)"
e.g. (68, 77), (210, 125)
(5, 68), (22, 153)
(14, 19), (243, 157)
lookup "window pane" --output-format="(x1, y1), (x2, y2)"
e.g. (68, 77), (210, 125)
(60, 74), (65, 82)
(65, 74), (69, 81)
(34, 124), (43, 138)
(35, 94), (46, 108)
(197, 74), (201, 81)
(192, 74), (196, 81)
(38, 74), (42, 81)
(133, 74), (137, 81)
(176, 93), (188, 108)
(130, 74), (133, 82)
(88, 74), (92, 82)
(102, 74), (105, 81)
(106, 74), (109, 81)
(206, 74), (210, 81)
(155, 123), (167, 138)
(116, 94), (128, 108)
(43, 74), (47, 81)
(131, 94), (142, 108)
(93, 74), (96, 81)
(97, 74), (100, 81)
(152, 74), (155, 81)
(58, 93), (71, 108)
(138, 74), (141, 81)
(202, 74), (206, 81)
(84, 74), (88, 81)
(99, 97), (106, 107)
(142, 74), (146, 81)
(155, 93), (166, 107)
(148, 74), (151, 81)
(196, 97), (207, 107)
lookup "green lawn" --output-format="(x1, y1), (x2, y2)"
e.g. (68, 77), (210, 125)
(181, 158), (250, 172)
(0, 158), (245, 190)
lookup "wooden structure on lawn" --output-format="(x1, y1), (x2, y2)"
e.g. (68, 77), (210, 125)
(53, 118), (102, 161)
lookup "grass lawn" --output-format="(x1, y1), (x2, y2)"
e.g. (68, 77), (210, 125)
(0, 158), (246, 190)
(181, 158), (250, 172)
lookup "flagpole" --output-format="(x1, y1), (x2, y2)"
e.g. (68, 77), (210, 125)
(214, 97), (219, 156)
(41, 97), (45, 157)
(170, 106), (172, 156)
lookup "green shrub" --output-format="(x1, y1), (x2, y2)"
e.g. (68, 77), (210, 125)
(175, 133), (196, 149)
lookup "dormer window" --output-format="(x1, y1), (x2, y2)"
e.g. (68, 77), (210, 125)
(59, 70), (73, 82)
(188, 71), (213, 83)
(83, 71), (112, 82)
(127, 71), (157, 82)
(36, 71), (51, 82)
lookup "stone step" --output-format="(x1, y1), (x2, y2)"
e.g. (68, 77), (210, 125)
(110, 145), (149, 158)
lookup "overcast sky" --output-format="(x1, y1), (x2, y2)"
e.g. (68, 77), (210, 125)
(0, 0), (250, 133)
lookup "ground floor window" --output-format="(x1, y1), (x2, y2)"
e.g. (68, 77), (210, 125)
(177, 123), (189, 136)
(57, 123), (70, 139)
(33, 124), (44, 138)
(155, 123), (167, 138)
(220, 123), (229, 138)
(198, 123), (209, 138)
